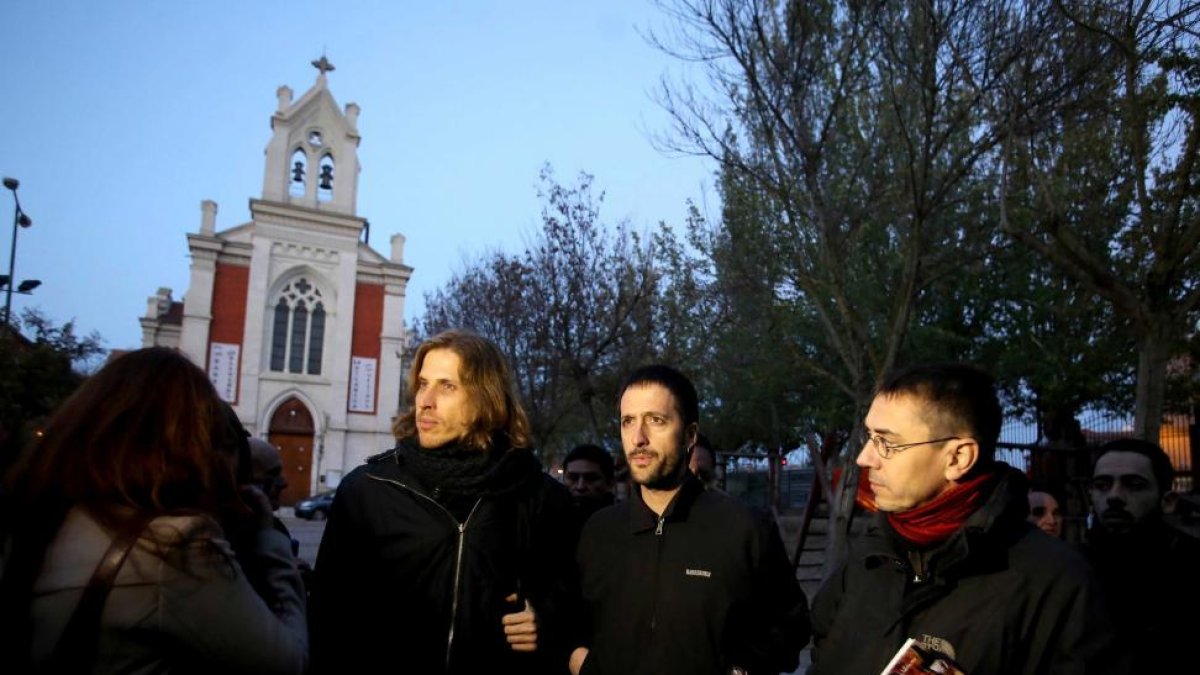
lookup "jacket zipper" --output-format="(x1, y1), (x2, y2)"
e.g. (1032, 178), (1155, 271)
(367, 475), (482, 670)
(651, 515), (665, 631)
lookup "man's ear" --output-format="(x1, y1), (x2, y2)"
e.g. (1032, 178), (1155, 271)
(1162, 491), (1180, 514)
(685, 423), (699, 454)
(944, 438), (980, 482)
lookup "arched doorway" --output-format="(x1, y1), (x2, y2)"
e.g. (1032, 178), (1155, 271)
(268, 397), (315, 506)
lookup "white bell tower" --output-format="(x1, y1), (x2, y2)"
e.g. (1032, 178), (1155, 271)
(260, 55), (362, 217)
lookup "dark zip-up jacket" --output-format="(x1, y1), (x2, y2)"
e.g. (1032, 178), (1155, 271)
(809, 467), (1129, 675)
(1083, 517), (1200, 672)
(309, 441), (575, 674)
(574, 475), (809, 675)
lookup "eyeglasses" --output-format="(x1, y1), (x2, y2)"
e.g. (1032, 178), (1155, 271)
(865, 433), (960, 459)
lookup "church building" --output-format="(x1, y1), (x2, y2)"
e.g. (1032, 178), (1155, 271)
(140, 58), (412, 505)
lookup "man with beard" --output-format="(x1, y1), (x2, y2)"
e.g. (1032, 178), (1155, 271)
(562, 443), (616, 546)
(809, 363), (1127, 675)
(569, 364), (809, 675)
(1084, 438), (1200, 672)
(310, 330), (576, 674)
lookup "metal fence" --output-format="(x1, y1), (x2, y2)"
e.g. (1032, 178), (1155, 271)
(720, 411), (1198, 510)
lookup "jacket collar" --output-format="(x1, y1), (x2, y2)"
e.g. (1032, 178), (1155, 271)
(628, 472), (704, 533)
(861, 464), (1025, 573)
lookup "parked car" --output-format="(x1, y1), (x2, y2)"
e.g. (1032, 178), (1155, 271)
(293, 490), (335, 520)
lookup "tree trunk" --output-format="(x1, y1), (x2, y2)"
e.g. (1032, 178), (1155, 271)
(1133, 316), (1174, 442)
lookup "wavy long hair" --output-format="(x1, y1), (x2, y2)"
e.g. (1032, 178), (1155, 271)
(0, 347), (250, 658)
(5, 346), (246, 522)
(392, 330), (532, 450)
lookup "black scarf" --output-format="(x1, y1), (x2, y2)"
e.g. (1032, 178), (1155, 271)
(398, 436), (537, 501)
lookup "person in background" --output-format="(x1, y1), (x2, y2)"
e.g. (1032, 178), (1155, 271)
(0, 347), (307, 674)
(248, 437), (288, 512)
(311, 329), (576, 674)
(1084, 438), (1200, 672)
(570, 364), (809, 675)
(245, 437), (311, 596)
(689, 433), (719, 490)
(563, 443), (616, 544)
(809, 363), (1126, 675)
(1027, 484), (1064, 538)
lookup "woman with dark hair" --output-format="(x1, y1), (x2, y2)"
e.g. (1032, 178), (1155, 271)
(1027, 484), (1065, 539)
(0, 347), (307, 674)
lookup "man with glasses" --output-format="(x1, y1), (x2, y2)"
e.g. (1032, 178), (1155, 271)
(809, 363), (1127, 675)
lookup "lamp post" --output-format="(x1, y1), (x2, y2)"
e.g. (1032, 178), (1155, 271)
(2, 177), (35, 325)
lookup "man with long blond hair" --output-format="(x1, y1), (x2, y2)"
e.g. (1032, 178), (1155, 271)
(311, 330), (575, 674)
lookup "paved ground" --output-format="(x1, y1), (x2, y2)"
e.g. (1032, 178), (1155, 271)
(276, 509), (813, 673)
(279, 509), (324, 566)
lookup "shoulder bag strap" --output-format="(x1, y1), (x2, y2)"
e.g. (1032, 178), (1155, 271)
(45, 514), (153, 674)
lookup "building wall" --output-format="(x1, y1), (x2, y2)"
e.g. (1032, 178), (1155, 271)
(142, 67), (410, 498)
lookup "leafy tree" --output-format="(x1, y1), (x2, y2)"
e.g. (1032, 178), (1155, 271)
(0, 308), (105, 474)
(648, 0), (1088, 566)
(417, 167), (674, 460)
(998, 0), (1200, 440)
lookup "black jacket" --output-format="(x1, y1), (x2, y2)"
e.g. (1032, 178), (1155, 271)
(309, 441), (576, 674)
(574, 475), (810, 675)
(1083, 517), (1200, 672)
(810, 467), (1128, 675)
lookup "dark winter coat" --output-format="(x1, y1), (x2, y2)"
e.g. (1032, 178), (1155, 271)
(574, 475), (810, 675)
(809, 466), (1129, 675)
(1083, 516), (1200, 672)
(309, 440), (576, 674)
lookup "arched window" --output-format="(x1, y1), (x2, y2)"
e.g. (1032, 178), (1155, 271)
(289, 148), (308, 197)
(317, 153), (334, 202)
(268, 277), (326, 375)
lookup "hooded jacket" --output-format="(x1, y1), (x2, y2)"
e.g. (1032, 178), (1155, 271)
(810, 466), (1128, 675)
(574, 474), (809, 675)
(309, 439), (575, 674)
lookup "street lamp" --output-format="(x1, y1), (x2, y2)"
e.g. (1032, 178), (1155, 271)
(2, 177), (37, 325)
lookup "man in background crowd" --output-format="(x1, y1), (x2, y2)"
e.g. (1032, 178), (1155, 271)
(1085, 438), (1200, 672)
(563, 443), (616, 544)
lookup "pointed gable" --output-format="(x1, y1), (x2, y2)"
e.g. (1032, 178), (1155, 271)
(261, 58), (362, 216)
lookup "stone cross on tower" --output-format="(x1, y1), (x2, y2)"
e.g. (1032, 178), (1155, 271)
(311, 55), (335, 76)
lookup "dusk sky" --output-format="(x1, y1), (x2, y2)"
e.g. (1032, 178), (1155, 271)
(1, 1), (717, 353)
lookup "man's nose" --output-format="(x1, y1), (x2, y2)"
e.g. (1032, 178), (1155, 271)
(634, 423), (650, 446)
(417, 389), (434, 409)
(855, 442), (877, 469)
(1103, 483), (1128, 504)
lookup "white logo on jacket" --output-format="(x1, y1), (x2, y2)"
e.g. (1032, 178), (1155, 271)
(685, 568), (712, 578)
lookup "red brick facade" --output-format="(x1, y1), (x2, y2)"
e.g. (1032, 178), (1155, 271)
(207, 263), (249, 400)
(349, 282), (384, 413)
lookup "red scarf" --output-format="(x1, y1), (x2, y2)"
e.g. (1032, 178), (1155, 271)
(878, 471), (995, 547)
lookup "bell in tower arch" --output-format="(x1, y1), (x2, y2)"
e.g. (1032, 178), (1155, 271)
(317, 154), (335, 202)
